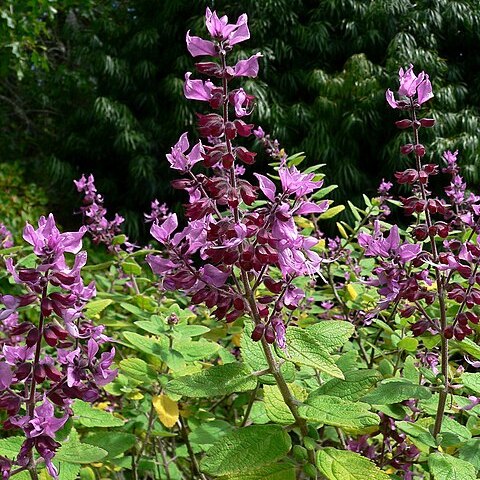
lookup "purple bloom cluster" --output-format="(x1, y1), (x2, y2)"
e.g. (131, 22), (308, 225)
(146, 8), (329, 347)
(74, 174), (131, 251)
(359, 65), (480, 342)
(0, 214), (116, 478)
(0, 224), (13, 249)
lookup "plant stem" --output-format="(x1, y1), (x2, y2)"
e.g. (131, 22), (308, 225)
(242, 275), (317, 474)
(179, 416), (207, 480)
(410, 103), (448, 437)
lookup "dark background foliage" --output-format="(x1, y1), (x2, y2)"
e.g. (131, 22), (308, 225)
(1, 0), (479, 237)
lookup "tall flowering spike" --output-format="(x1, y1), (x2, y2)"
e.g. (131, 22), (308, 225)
(386, 64), (433, 109)
(148, 7), (330, 353)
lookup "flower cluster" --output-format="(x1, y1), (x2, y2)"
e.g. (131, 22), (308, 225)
(370, 65), (480, 342)
(146, 8), (329, 347)
(0, 223), (13, 249)
(0, 215), (116, 478)
(75, 174), (132, 251)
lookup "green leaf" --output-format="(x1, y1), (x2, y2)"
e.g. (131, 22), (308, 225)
(0, 436), (23, 459)
(452, 338), (480, 359)
(299, 395), (379, 433)
(312, 370), (380, 401)
(200, 425), (291, 476)
(285, 327), (344, 379)
(439, 417), (472, 448)
(175, 324), (210, 337)
(83, 432), (136, 459)
(173, 336), (220, 361)
(461, 372), (480, 395)
(121, 260), (142, 275)
(85, 299), (113, 317)
(264, 384), (307, 425)
(119, 357), (157, 384)
(316, 448), (390, 480)
(190, 420), (233, 448)
(428, 453), (476, 480)
(397, 337), (419, 352)
(123, 331), (168, 357)
(319, 205), (345, 220)
(72, 400), (124, 428)
(361, 380), (431, 405)
(396, 421), (436, 448)
(311, 184), (338, 200)
(305, 321), (354, 353)
(218, 462), (296, 480)
(55, 462), (81, 480)
(56, 430), (108, 464)
(166, 363), (257, 398)
(459, 439), (480, 471)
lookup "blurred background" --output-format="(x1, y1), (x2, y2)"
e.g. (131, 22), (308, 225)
(1, 0), (479, 238)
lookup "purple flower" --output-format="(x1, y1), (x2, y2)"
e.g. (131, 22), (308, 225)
(0, 362), (12, 390)
(358, 223), (421, 263)
(23, 214), (86, 262)
(271, 318), (286, 349)
(184, 72), (214, 101)
(279, 166), (323, 198)
(230, 88), (252, 117)
(0, 224), (13, 249)
(166, 133), (204, 172)
(150, 214), (178, 244)
(186, 30), (216, 57)
(200, 264), (230, 287)
(254, 173), (276, 201)
(12, 398), (68, 438)
(233, 53), (262, 78)
(205, 8), (250, 45)
(386, 64), (433, 109)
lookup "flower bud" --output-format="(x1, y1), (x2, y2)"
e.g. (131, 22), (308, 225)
(420, 118), (435, 127)
(400, 144), (414, 155)
(443, 326), (454, 339)
(34, 364), (46, 383)
(26, 327), (40, 347)
(251, 324), (265, 341)
(395, 119), (412, 129)
(414, 144), (426, 157)
(264, 324), (276, 343)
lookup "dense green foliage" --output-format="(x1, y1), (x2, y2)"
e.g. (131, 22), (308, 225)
(1, 0), (480, 233)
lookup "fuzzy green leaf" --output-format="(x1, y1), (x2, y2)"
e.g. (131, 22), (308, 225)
(200, 425), (291, 476)
(428, 453), (476, 480)
(166, 363), (256, 398)
(316, 448), (390, 480)
(285, 327), (344, 378)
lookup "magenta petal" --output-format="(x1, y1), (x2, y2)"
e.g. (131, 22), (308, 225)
(417, 75), (434, 105)
(233, 53), (262, 78)
(186, 31), (216, 57)
(200, 264), (230, 287)
(385, 89), (398, 109)
(183, 72), (213, 101)
(253, 173), (276, 201)
(296, 200), (329, 215)
(229, 13), (250, 45)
